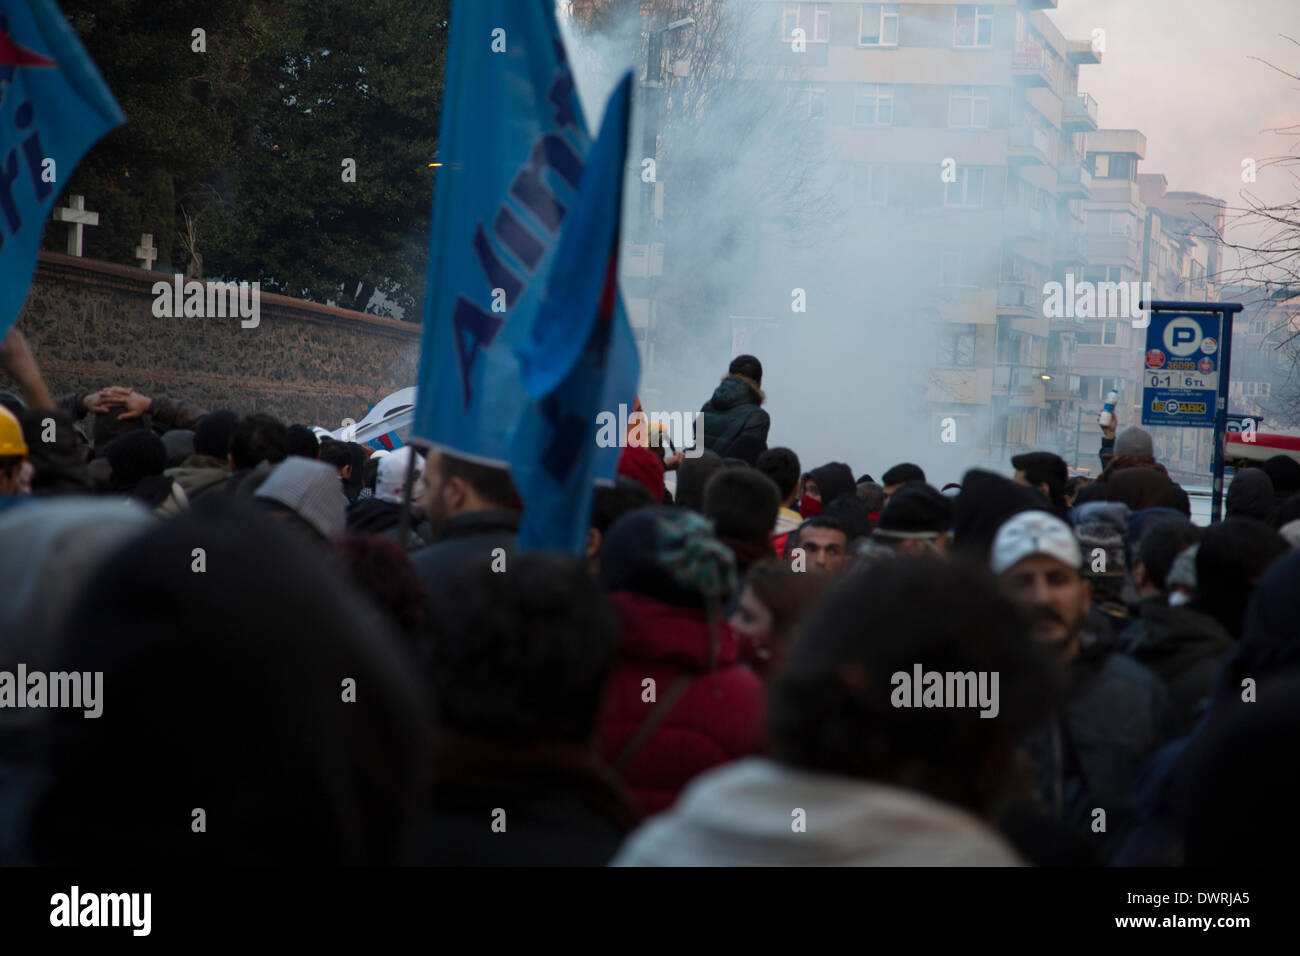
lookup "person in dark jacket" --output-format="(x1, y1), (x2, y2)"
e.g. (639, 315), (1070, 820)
(1118, 516), (1229, 735)
(224, 412), (288, 496)
(1225, 466), (1275, 522)
(104, 429), (188, 515)
(18, 409), (91, 496)
(1116, 548), (1300, 865)
(1192, 516), (1287, 640)
(880, 462), (926, 506)
(703, 466), (781, 574)
(409, 449), (519, 624)
(346, 446), (429, 549)
(699, 354), (770, 465)
(1012, 451), (1069, 518)
(1261, 454), (1300, 501)
(951, 468), (1046, 561)
(674, 448), (723, 511)
(595, 507), (763, 815)
(25, 499), (431, 865)
(411, 552), (640, 865)
(800, 460), (855, 518)
(166, 409), (238, 502)
(992, 510), (1169, 859)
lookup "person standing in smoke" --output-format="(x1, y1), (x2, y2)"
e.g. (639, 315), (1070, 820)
(699, 355), (770, 465)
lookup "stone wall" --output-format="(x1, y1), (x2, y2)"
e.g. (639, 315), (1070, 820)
(3, 252), (422, 430)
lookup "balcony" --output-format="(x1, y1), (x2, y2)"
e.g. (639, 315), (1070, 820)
(1062, 93), (1099, 131)
(1004, 205), (1046, 239)
(1043, 372), (1084, 399)
(1007, 124), (1051, 165)
(1067, 39), (1102, 66)
(997, 279), (1038, 317)
(1057, 162), (1093, 198)
(1012, 41), (1051, 87)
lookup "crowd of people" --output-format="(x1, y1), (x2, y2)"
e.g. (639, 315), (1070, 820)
(0, 348), (1297, 866)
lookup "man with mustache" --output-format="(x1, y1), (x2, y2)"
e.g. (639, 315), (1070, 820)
(991, 511), (1169, 861)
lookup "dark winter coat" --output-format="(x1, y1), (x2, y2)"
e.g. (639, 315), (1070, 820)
(597, 590), (764, 816)
(346, 497), (430, 549)
(1119, 596), (1233, 735)
(1023, 633), (1169, 858)
(699, 374), (769, 465)
(409, 735), (640, 866)
(409, 509), (518, 621)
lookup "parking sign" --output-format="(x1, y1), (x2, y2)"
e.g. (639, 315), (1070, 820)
(1141, 311), (1222, 428)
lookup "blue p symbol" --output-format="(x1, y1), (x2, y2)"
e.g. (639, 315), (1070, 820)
(1172, 327), (1196, 348)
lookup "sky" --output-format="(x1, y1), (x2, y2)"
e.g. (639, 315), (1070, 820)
(1050, 0), (1300, 275)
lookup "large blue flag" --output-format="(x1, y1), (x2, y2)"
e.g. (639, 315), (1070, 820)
(510, 74), (639, 555)
(412, 0), (636, 474)
(0, 0), (124, 340)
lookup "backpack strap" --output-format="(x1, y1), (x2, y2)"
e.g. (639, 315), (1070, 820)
(613, 673), (695, 773)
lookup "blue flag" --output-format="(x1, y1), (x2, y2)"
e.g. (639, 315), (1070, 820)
(0, 0), (124, 340)
(510, 74), (639, 555)
(413, 0), (593, 464)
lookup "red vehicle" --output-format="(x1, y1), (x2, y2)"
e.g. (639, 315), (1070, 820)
(1225, 430), (1300, 468)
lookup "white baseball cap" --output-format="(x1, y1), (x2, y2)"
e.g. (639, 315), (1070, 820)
(990, 510), (1081, 576)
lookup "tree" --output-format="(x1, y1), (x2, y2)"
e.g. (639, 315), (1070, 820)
(51, 0), (450, 318)
(1212, 37), (1300, 422)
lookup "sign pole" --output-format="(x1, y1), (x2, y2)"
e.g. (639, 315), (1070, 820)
(1139, 300), (1243, 525)
(1209, 304), (1240, 524)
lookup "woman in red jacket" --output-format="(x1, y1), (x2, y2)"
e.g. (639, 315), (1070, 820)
(596, 508), (765, 816)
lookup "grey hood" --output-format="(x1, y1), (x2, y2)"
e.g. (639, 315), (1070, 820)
(612, 757), (1023, 866)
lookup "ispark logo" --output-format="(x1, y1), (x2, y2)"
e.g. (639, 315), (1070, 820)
(50, 886), (151, 936)
(151, 273), (261, 328)
(890, 664), (999, 718)
(594, 404), (703, 458)
(0, 665), (102, 718)
(1041, 276), (1152, 327)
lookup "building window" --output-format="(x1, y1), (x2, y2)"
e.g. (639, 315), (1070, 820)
(1093, 153), (1109, 178)
(1109, 155), (1132, 180)
(944, 167), (984, 208)
(954, 4), (994, 48)
(1102, 321), (1119, 345)
(938, 326), (977, 367)
(859, 3), (899, 46)
(784, 3), (830, 43)
(948, 86), (989, 128)
(854, 85), (894, 126)
(786, 85), (826, 119)
(853, 162), (889, 204)
(1109, 211), (1132, 236)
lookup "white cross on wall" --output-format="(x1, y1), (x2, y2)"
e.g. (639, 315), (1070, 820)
(135, 233), (157, 270)
(51, 195), (100, 257)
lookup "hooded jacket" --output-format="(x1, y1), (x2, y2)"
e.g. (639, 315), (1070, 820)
(597, 591), (764, 816)
(166, 453), (229, 501)
(700, 374), (770, 465)
(1225, 468), (1275, 522)
(612, 757), (1023, 866)
(1119, 596), (1233, 735)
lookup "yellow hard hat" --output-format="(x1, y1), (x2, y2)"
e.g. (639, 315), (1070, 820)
(0, 405), (28, 458)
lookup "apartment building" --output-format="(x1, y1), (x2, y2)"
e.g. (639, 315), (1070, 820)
(751, 0), (1102, 472)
